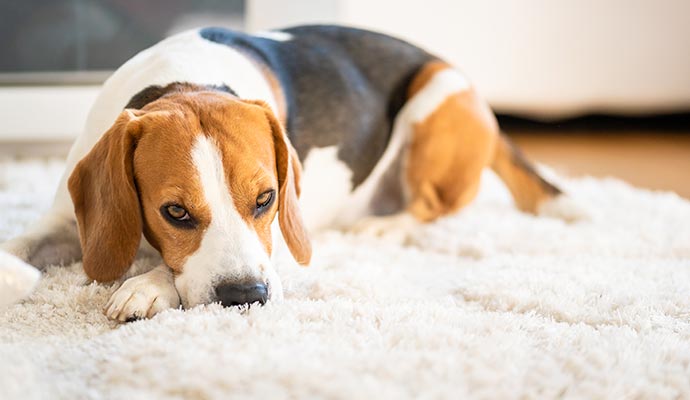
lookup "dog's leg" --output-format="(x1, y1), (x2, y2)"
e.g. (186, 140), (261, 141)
(490, 134), (562, 214)
(104, 264), (180, 322)
(400, 64), (504, 223)
(354, 63), (501, 238)
(0, 211), (82, 269)
(357, 61), (569, 239)
(489, 135), (590, 221)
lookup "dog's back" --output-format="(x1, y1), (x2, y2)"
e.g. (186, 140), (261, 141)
(200, 25), (436, 187)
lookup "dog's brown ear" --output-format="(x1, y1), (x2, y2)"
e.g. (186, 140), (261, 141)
(246, 100), (312, 265)
(68, 110), (144, 282)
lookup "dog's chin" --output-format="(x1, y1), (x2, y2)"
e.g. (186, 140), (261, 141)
(266, 274), (284, 302)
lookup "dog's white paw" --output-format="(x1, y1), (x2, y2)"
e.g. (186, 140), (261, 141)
(538, 194), (592, 223)
(350, 213), (418, 243)
(104, 265), (180, 322)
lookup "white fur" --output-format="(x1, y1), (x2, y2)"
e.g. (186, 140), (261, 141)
(104, 265), (180, 321)
(404, 68), (471, 122)
(298, 146), (354, 231)
(173, 136), (282, 309)
(254, 30), (293, 42)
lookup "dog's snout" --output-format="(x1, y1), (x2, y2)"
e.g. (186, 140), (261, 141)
(215, 282), (268, 307)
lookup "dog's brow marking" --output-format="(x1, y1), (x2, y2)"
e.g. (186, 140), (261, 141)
(192, 135), (235, 230)
(174, 135), (271, 307)
(191, 135), (259, 246)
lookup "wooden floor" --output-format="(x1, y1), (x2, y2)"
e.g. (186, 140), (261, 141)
(506, 131), (690, 199)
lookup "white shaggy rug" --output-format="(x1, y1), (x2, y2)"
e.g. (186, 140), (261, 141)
(1, 157), (689, 400)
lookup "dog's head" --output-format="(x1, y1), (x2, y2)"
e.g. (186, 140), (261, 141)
(68, 83), (311, 308)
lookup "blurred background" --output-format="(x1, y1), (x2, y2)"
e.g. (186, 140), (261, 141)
(1, 0), (689, 196)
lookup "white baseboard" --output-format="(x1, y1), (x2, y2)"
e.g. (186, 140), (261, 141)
(0, 86), (100, 142)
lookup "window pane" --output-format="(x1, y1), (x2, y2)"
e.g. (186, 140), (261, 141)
(0, 0), (245, 83)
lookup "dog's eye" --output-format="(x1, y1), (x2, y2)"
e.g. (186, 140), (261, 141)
(161, 204), (196, 229)
(166, 205), (190, 221)
(255, 190), (274, 214)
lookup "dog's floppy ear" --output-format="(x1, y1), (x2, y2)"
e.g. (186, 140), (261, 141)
(68, 110), (144, 282)
(246, 100), (312, 265)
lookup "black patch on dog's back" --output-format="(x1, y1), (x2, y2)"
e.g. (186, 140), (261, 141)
(200, 25), (436, 187)
(125, 82), (237, 110)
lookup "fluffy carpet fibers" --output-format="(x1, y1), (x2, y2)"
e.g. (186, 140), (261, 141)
(1, 158), (689, 400)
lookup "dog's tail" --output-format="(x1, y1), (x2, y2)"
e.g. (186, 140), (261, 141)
(490, 133), (562, 214)
(0, 249), (41, 309)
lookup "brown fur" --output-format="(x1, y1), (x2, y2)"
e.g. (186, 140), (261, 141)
(404, 61), (560, 221)
(405, 89), (498, 221)
(132, 98), (211, 273)
(68, 87), (311, 282)
(244, 100), (311, 265)
(68, 110), (146, 282)
(490, 135), (562, 213)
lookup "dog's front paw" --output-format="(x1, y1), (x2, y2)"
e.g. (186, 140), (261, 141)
(104, 265), (180, 322)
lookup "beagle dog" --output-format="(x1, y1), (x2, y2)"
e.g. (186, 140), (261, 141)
(1, 25), (561, 321)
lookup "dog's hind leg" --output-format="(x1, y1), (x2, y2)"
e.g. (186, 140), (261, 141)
(490, 137), (591, 222)
(0, 211), (82, 269)
(401, 63), (500, 222)
(355, 61), (567, 239)
(403, 62), (568, 223)
(353, 61), (496, 236)
(489, 134), (562, 214)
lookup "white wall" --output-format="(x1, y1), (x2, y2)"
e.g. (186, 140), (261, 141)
(248, 0), (690, 118)
(246, 0), (339, 29)
(0, 86), (100, 142)
(2, 0), (688, 142)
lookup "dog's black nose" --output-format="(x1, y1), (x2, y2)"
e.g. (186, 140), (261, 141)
(215, 282), (268, 307)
